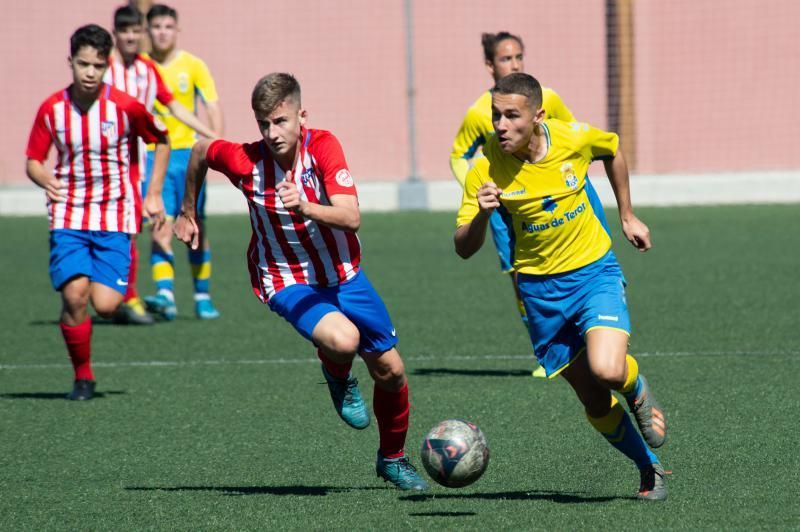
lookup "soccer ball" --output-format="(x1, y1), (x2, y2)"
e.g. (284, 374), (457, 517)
(420, 419), (490, 488)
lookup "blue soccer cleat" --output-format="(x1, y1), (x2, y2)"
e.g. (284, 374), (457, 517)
(194, 297), (220, 320)
(376, 452), (429, 491)
(320, 365), (370, 429)
(144, 292), (177, 321)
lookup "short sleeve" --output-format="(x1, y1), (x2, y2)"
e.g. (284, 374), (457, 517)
(192, 57), (219, 104)
(542, 88), (576, 123)
(313, 133), (357, 197)
(455, 159), (489, 227)
(26, 101), (53, 162)
(127, 99), (168, 144)
(207, 140), (254, 186)
(569, 122), (619, 162)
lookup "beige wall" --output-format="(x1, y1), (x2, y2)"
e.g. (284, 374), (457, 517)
(1, 0), (797, 185)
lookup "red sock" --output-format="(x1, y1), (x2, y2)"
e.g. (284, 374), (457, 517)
(374, 383), (409, 459)
(124, 237), (138, 302)
(60, 319), (93, 381)
(316, 349), (352, 379)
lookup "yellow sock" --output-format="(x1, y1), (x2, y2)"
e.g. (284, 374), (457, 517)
(619, 354), (639, 394)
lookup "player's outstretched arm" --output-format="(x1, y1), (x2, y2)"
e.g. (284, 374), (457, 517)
(168, 101), (218, 140)
(175, 139), (212, 250)
(603, 148), (651, 252)
(454, 182), (502, 259)
(277, 180), (361, 232)
(144, 134), (169, 230)
(26, 159), (66, 203)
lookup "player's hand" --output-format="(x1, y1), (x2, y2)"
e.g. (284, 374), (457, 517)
(143, 194), (166, 231)
(276, 179), (305, 213)
(174, 210), (201, 250)
(43, 176), (67, 203)
(477, 182), (503, 213)
(621, 215), (652, 252)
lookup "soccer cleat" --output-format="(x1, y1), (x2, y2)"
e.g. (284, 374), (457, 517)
(637, 463), (668, 501)
(144, 293), (177, 321)
(376, 452), (429, 491)
(320, 365), (370, 429)
(67, 379), (96, 401)
(194, 298), (221, 320)
(627, 375), (667, 448)
(113, 298), (155, 325)
(531, 365), (547, 378)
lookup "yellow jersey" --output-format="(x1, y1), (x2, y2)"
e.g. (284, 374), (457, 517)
(450, 87), (574, 187)
(457, 119), (619, 275)
(145, 50), (219, 150)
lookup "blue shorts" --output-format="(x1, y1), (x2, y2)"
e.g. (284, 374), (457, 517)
(49, 230), (132, 294)
(144, 148), (206, 219)
(517, 251), (630, 378)
(491, 177), (608, 275)
(267, 270), (398, 354)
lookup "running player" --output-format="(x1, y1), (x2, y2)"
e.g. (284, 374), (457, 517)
(174, 73), (428, 491)
(25, 24), (169, 400)
(105, 4), (216, 325)
(455, 73), (668, 500)
(450, 32), (574, 377)
(142, 3), (223, 320)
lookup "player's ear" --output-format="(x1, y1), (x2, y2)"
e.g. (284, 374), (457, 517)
(533, 106), (546, 124)
(298, 108), (308, 126)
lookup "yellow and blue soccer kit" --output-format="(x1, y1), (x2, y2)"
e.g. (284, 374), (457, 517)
(458, 119), (661, 471)
(451, 88), (574, 273)
(144, 50), (219, 298)
(457, 119), (630, 377)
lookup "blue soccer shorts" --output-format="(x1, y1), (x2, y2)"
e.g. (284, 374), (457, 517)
(489, 207), (514, 273)
(517, 251), (631, 378)
(144, 148), (206, 219)
(49, 229), (132, 294)
(267, 270), (398, 354)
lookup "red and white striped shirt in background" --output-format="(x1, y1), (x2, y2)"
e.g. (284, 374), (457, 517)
(26, 84), (167, 234)
(206, 128), (362, 302)
(104, 54), (173, 178)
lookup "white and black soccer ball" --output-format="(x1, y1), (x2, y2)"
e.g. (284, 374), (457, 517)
(420, 419), (489, 488)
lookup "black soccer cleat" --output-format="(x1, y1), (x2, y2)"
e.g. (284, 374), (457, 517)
(67, 379), (96, 401)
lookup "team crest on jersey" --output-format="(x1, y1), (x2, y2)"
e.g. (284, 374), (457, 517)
(178, 73), (190, 93)
(101, 120), (117, 138)
(300, 167), (315, 186)
(335, 169), (354, 187)
(561, 162), (578, 190)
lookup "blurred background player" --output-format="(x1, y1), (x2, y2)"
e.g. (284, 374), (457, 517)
(450, 32), (574, 378)
(142, 3), (224, 320)
(25, 24), (169, 400)
(105, 4), (217, 325)
(455, 73), (668, 500)
(174, 73), (428, 491)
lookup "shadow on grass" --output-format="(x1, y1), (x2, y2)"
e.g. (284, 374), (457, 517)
(400, 490), (631, 504)
(412, 368), (533, 378)
(0, 391), (126, 400)
(409, 511), (477, 517)
(125, 485), (385, 497)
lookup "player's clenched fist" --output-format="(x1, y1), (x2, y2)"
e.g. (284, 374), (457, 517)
(477, 182), (503, 213)
(276, 179), (304, 212)
(174, 211), (200, 250)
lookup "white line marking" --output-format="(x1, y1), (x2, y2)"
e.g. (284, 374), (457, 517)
(0, 351), (796, 371)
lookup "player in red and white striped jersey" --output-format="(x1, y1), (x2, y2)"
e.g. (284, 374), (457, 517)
(104, 5), (217, 325)
(174, 73), (428, 491)
(25, 24), (170, 401)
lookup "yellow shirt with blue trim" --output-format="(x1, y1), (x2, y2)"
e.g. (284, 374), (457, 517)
(456, 119), (619, 275)
(450, 87), (574, 187)
(144, 50), (219, 150)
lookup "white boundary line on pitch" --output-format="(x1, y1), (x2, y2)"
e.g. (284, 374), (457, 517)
(0, 350), (797, 371)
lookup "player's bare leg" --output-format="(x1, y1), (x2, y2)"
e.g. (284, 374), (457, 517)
(311, 312), (369, 429)
(363, 348), (427, 491)
(561, 347), (666, 500)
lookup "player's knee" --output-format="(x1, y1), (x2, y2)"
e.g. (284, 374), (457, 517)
(370, 357), (406, 391)
(93, 300), (119, 318)
(326, 326), (360, 356)
(591, 359), (627, 389)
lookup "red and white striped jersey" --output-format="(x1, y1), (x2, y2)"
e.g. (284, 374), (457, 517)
(206, 128), (362, 302)
(26, 84), (167, 234)
(103, 54), (174, 111)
